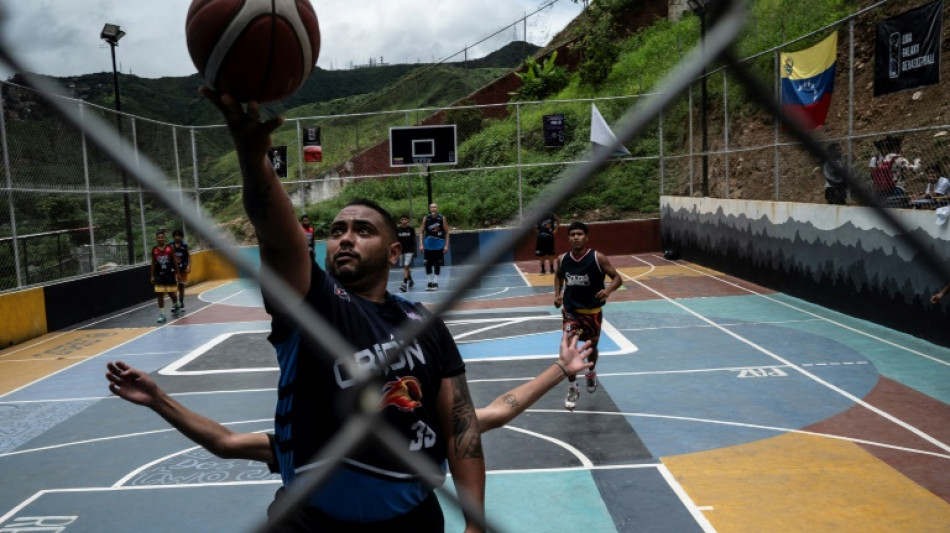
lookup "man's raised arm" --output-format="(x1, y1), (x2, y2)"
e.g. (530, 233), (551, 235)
(201, 88), (310, 295)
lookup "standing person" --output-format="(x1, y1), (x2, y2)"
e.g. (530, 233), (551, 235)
(554, 221), (622, 411)
(420, 203), (449, 292)
(396, 215), (417, 292)
(300, 214), (315, 262)
(150, 229), (180, 324)
(171, 229), (190, 314)
(535, 211), (560, 274)
(200, 88), (484, 531)
(823, 144), (848, 205)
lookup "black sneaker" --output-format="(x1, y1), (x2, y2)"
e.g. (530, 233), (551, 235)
(426, 282), (436, 292)
(399, 282), (408, 292)
(408, 278), (414, 287)
(541, 267), (546, 274)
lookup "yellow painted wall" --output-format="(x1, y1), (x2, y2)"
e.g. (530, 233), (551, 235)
(0, 287), (47, 349)
(188, 249), (239, 282)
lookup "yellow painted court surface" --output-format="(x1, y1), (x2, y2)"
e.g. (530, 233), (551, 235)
(663, 432), (950, 532)
(0, 329), (150, 395)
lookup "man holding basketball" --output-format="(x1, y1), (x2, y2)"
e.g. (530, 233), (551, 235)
(554, 222), (622, 411)
(201, 88), (484, 532)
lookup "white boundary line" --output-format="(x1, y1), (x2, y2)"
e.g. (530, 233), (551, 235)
(623, 256), (950, 454)
(657, 463), (718, 533)
(657, 255), (950, 368)
(502, 425), (594, 468)
(529, 408), (950, 460)
(158, 329), (272, 376)
(0, 419), (272, 458)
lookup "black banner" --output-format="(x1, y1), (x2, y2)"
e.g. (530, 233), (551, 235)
(874, 0), (942, 96)
(303, 126), (322, 163)
(268, 146), (288, 178)
(543, 114), (565, 148)
(304, 126), (321, 146)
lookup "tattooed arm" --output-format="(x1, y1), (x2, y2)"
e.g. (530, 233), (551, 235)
(438, 374), (486, 533)
(477, 332), (593, 432)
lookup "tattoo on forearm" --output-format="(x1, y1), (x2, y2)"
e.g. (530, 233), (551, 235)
(500, 393), (520, 409)
(450, 376), (484, 459)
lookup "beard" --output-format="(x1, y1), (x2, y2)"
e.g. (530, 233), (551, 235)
(326, 249), (390, 286)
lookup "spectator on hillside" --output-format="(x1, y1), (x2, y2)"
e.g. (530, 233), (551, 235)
(869, 136), (920, 206)
(909, 163), (950, 208)
(823, 143), (848, 205)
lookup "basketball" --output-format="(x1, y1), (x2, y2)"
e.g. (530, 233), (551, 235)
(186, 0), (320, 103)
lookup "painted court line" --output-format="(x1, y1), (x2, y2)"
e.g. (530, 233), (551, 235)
(656, 255), (950, 368)
(530, 408), (950, 460)
(159, 329), (272, 376)
(0, 419), (272, 459)
(625, 257), (950, 454)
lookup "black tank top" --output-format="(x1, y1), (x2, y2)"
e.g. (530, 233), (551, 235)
(560, 249), (605, 311)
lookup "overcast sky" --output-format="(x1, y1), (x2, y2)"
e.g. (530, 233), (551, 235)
(0, 0), (583, 80)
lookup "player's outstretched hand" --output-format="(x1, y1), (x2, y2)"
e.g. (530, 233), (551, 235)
(199, 86), (283, 163)
(106, 361), (160, 408)
(558, 332), (593, 377)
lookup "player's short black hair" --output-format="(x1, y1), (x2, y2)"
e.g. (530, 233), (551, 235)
(344, 198), (398, 242)
(156, 229), (166, 237)
(172, 229), (184, 238)
(300, 214), (310, 221)
(568, 221), (589, 234)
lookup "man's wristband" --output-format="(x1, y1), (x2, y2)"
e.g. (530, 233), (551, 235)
(554, 362), (569, 377)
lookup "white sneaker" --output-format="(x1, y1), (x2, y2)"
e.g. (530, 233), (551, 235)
(564, 384), (580, 411)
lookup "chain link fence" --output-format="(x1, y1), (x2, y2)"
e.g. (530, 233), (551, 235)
(1, 0), (947, 294)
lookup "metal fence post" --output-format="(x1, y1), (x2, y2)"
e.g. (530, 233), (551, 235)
(0, 78), (23, 287)
(773, 50), (781, 200)
(172, 126), (185, 234)
(132, 117), (148, 262)
(658, 109), (665, 195)
(848, 18), (855, 170)
(516, 102), (523, 223)
(688, 83), (695, 196)
(80, 102), (97, 272)
(191, 127), (201, 228)
(296, 119), (306, 212)
(722, 71), (730, 199)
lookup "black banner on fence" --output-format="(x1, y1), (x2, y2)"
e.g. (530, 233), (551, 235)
(874, 0), (942, 96)
(304, 126), (322, 163)
(268, 146), (288, 177)
(543, 114), (565, 148)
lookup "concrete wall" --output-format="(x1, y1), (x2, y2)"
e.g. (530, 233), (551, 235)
(660, 196), (950, 346)
(0, 249), (241, 349)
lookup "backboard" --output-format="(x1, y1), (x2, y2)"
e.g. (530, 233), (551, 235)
(390, 125), (458, 167)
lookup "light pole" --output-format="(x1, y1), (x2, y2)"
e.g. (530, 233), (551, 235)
(100, 23), (135, 265)
(687, 0), (710, 197)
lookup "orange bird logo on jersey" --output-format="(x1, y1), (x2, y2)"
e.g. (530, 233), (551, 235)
(378, 376), (423, 412)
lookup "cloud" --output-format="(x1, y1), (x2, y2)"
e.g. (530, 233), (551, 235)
(0, 0), (581, 80)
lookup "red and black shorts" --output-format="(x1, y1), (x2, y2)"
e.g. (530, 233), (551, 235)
(561, 307), (603, 348)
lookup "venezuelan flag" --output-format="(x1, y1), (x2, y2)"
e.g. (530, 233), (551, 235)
(781, 32), (838, 130)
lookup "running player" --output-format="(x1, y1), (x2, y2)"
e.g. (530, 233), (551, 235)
(397, 215), (417, 292)
(420, 203), (449, 291)
(171, 229), (190, 314)
(554, 221), (622, 411)
(150, 229), (180, 324)
(536, 211), (560, 274)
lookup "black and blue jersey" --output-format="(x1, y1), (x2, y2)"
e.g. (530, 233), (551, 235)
(265, 262), (465, 522)
(173, 241), (189, 269)
(422, 214), (446, 251)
